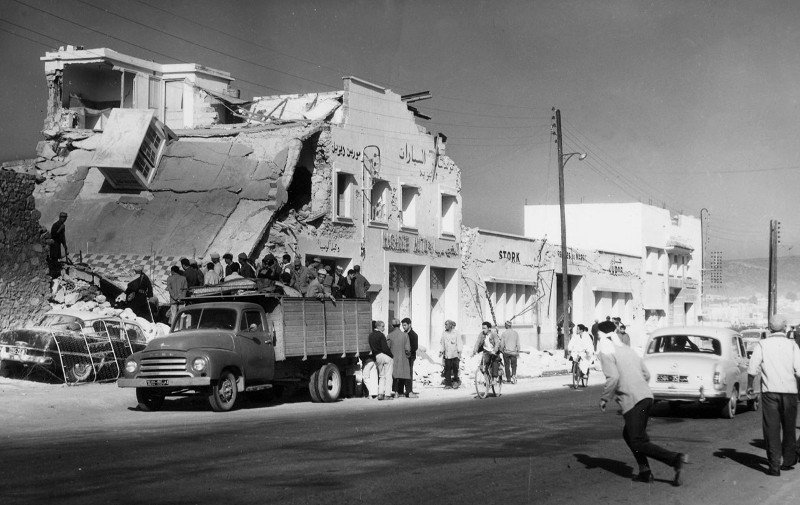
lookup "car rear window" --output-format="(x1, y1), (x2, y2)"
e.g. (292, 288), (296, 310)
(647, 335), (721, 355)
(173, 308), (237, 332)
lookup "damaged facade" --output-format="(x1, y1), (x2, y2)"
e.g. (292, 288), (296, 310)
(8, 46), (696, 351)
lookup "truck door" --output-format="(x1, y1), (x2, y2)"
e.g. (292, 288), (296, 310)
(236, 310), (275, 382)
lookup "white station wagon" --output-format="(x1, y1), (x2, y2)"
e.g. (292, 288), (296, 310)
(642, 326), (760, 418)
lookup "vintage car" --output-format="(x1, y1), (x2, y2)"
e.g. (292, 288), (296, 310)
(0, 310), (148, 383)
(642, 326), (760, 418)
(740, 328), (768, 358)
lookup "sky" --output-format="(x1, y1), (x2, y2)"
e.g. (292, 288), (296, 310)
(1, 0), (798, 260)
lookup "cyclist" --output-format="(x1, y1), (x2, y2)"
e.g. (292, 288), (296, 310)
(472, 321), (502, 378)
(569, 323), (595, 382)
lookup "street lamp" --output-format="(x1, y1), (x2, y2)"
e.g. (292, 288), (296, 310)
(554, 108), (586, 357)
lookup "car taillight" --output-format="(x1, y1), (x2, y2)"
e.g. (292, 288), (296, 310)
(713, 371), (720, 384)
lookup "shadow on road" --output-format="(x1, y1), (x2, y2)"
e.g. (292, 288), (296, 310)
(574, 453), (633, 478)
(713, 447), (768, 473)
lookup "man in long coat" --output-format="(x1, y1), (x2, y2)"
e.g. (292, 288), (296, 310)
(386, 318), (411, 397)
(125, 266), (154, 322)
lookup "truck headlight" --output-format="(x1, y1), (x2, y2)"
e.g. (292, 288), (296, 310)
(125, 360), (138, 374)
(192, 357), (208, 372)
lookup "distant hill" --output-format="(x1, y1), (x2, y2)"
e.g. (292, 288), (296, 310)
(715, 256), (800, 299)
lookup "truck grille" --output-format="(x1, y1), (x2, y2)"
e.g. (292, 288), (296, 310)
(139, 357), (191, 378)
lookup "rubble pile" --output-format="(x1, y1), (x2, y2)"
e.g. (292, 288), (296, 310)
(48, 273), (170, 341)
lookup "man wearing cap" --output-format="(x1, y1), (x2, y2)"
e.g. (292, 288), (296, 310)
(125, 266), (154, 321)
(48, 212), (69, 276)
(210, 253), (224, 281)
(237, 253), (255, 278)
(167, 266), (188, 324)
(290, 257), (310, 295)
(747, 314), (800, 476)
(501, 320), (521, 384)
(308, 256), (323, 273)
(306, 268), (334, 301)
(387, 318), (412, 398)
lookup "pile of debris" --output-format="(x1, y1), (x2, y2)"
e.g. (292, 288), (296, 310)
(48, 272), (170, 341)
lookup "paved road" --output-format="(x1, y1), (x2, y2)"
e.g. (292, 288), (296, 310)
(2, 381), (798, 505)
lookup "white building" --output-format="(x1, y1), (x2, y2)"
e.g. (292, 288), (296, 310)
(524, 202), (702, 346)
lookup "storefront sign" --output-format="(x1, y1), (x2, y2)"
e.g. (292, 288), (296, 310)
(556, 249), (587, 262)
(609, 258), (624, 276)
(382, 231), (459, 258)
(499, 250), (520, 263)
(331, 142), (362, 160)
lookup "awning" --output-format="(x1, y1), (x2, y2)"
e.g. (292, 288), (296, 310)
(591, 286), (633, 294)
(485, 276), (537, 286)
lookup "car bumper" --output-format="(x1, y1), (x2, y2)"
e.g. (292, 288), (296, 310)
(652, 386), (727, 402)
(117, 377), (212, 388)
(0, 351), (53, 366)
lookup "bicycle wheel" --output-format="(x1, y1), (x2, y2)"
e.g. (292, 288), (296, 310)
(492, 373), (503, 397)
(475, 369), (489, 399)
(581, 368), (589, 387)
(571, 363), (580, 389)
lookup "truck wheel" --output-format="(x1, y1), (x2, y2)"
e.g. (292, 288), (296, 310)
(316, 363), (342, 403)
(136, 388), (165, 412)
(308, 369), (323, 403)
(208, 370), (238, 412)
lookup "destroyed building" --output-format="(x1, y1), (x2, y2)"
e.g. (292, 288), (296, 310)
(26, 46), (463, 351)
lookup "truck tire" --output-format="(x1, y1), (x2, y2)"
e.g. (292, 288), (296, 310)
(136, 388), (165, 412)
(316, 363), (342, 403)
(308, 369), (323, 402)
(208, 370), (238, 412)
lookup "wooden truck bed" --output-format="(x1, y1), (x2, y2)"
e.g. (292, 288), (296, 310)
(270, 298), (372, 361)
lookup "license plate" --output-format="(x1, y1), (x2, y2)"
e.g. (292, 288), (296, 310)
(146, 379), (170, 386)
(11, 347), (25, 355)
(657, 374), (688, 383)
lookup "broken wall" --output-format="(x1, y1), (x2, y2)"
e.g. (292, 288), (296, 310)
(0, 163), (52, 329)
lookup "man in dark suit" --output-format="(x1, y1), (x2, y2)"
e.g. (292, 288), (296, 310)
(401, 317), (419, 398)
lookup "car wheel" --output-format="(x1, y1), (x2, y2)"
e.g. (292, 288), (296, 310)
(316, 363), (342, 403)
(65, 361), (93, 383)
(208, 370), (238, 412)
(136, 388), (165, 412)
(721, 387), (738, 419)
(747, 394), (760, 412)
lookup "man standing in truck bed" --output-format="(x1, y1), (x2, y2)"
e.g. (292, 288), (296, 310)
(353, 265), (371, 298)
(369, 321), (393, 401)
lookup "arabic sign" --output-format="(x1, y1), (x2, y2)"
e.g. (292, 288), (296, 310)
(398, 143), (431, 165)
(382, 231), (459, 258)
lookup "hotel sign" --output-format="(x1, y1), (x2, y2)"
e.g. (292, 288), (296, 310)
(382, 231), (459, 258)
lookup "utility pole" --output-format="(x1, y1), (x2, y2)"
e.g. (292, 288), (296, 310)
(555, 109), (570, 356)
(767, 220), (778, 325)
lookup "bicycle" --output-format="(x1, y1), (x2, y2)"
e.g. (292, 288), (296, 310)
(475, 354), (503, 399)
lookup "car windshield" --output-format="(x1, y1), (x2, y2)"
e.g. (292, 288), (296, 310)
(173, 308), (237, 332)
(38, 314), (85, 329)
(647, 335), (721, 355)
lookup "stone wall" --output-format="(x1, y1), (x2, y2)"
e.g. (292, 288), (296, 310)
(0, 163), (52, 329)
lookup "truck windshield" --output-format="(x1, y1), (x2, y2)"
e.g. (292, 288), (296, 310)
(647, 335), (721, 355)
(173, 308), (237, 332)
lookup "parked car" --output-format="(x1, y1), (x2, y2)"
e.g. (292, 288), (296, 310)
(642, 326), (760, 418)
(740, 328), (768, 358)
(0, 310), (148, 383)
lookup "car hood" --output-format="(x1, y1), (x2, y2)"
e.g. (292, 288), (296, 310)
(0, 328), (63, 348)
(144, 330), (236, 352)
(643, 353), (722, 371)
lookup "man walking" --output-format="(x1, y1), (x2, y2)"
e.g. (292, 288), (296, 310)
(49, 211), (69, 261)
(167, 265), (188, 325)
(401, 317), (419, 397)
(746, 314), (800, 476)
(439, 320), (462, 389)
(501, 320), (520, 384)
(125, 266), (154, 322)
(599, 339), (688, 485)
(368, 320), (394, 401)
